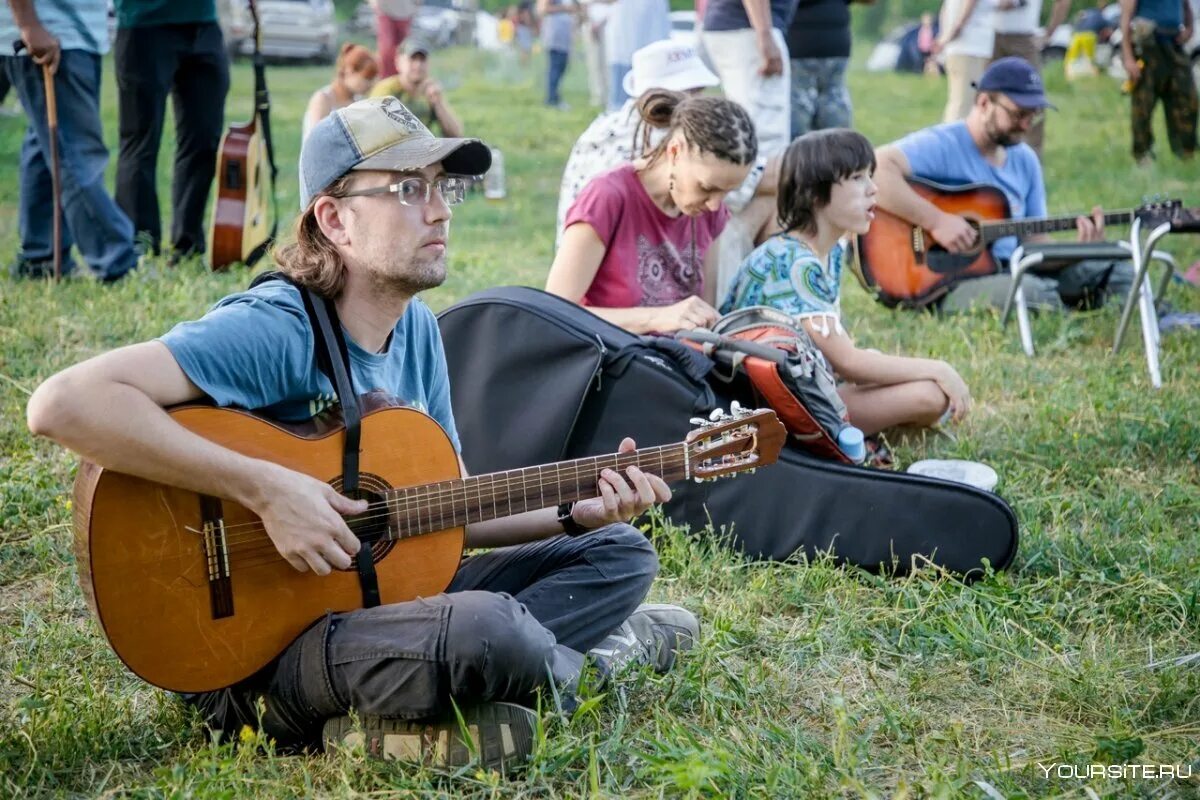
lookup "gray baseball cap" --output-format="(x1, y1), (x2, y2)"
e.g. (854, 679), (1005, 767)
(299, 96), (491, 208)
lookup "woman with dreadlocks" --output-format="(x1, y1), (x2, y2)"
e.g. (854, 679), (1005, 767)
(545, 90), (758, 334)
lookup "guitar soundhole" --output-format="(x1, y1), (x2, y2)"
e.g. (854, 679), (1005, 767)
(330, 472), (396, 567)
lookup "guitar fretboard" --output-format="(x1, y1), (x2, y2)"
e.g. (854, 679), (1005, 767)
(980, 210), (1135, 242)
(379, 443), (691, 539)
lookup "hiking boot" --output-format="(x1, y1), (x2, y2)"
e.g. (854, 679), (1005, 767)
(322, 701), (536, 773)
(587, 603), (699, 677)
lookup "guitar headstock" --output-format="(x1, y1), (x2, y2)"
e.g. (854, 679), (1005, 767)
(1135, 198), (1183, 228)
(684, 405), (786, 481)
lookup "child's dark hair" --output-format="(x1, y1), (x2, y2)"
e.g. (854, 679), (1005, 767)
(634, 89), (757, 168)
(777, 128), (876, 235)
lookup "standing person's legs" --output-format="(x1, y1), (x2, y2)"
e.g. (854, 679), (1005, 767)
(114, 25), (177, 254)
(5, 56), (63, 274)
(582, 28), (604, 107)
(4, 52), (136, 280)
(991, 33), (1044, 154)
(943, 54), (987, 122)
(813, 57), (852, 130)
(1130, 40), (1161, 160)
(609, 62), (631, 110)
(546, 48), (570, 106)
(790, 57), (820, 138)
(376, 12), (401, 79)
(703, 28), (790, 156)
(1161, 41), (1198, 158)
(171, 22), (230, 257)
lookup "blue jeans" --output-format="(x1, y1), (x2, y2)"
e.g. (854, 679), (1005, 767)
(609, 62), (631, 111)
(790, 57), (852, 139)
(2, 51), (137, 279)
(546, 48), (570, 105)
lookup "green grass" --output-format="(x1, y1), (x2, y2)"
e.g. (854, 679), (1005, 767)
(3, 48), (1200, 798)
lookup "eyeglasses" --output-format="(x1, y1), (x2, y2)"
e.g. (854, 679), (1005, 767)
(993, 99), (1045, 126)
(341, 176), (469, 207)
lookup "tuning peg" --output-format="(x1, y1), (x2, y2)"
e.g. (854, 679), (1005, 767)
(689, 417), (707, 427)
(708, 408), (728, 421)
(730, 400), (744, 416)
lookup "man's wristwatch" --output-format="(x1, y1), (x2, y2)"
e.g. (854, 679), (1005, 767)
(557, 502), (589, 537)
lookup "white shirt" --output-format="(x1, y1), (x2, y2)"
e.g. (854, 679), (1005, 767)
(374, 0), (418, 19)
(940, 0), (995, 58)
(993, 0), (1042, 34)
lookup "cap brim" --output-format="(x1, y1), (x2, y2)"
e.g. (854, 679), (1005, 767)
(354, 136), (492, 177)
(624, 64), (721, 100)
(1005, 91), (1057, 110)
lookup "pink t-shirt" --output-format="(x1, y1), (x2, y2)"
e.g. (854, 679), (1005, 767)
(564, 163), (730, 309)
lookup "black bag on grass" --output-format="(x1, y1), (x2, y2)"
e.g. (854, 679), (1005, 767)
(437, 286), (1018, 576)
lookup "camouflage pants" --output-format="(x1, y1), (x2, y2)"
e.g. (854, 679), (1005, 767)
(1130, 37), (1198, 159)
(790, 57), (852, 138)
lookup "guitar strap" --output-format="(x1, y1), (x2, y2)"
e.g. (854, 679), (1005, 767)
(248, 271), (380, 607)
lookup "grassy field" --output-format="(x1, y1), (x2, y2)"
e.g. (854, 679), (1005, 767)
(2, 46), (1200, 798)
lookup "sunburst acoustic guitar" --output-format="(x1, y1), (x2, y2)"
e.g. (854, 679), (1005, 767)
(854, 178), (1189, 308)
(72, 404), (784, 693)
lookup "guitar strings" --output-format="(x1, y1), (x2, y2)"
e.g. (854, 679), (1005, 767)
(209, 442), (698, 544)
(213, 449), (705, 554)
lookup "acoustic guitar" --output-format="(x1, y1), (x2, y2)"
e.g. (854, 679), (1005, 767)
(208, 0), (277, 271)
(72, 404), (785, 693)
(854, 178), (1186, 308)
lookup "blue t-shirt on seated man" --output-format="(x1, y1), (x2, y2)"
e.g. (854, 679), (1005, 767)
(874, 56), (1134, 312)
(893, 121), (1046, 264)
(159, 280), (462, 452)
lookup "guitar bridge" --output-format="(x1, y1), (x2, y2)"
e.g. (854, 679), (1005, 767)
(200, 495), (234, 619)
(911, 227), (927, 266)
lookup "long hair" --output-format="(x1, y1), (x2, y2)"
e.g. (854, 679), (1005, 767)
(777, 128), (876, 236)
(271, 174), (356, 297)
(633, 90), (757, 168)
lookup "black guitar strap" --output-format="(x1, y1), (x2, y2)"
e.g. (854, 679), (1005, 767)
(244, 0), (279, 267)
(304, 291), (381, 609)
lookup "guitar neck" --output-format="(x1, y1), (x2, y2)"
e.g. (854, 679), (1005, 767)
(980, 210), (1135, 242)
(379, 443), (690, 540)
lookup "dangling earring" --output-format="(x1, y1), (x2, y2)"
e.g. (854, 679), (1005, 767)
(668, 173), (675, 192)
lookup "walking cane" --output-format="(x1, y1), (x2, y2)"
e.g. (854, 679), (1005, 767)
(13, 40), (62, 282)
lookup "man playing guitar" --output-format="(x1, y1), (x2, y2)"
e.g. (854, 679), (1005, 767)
(873, 57), (1135, 312)
(26, 98), (696, 772)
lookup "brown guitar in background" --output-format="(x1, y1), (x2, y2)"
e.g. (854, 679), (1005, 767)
(72, 404), (784, 693)
(852, 177), (1186, 308)
(208, 0), (277, 271)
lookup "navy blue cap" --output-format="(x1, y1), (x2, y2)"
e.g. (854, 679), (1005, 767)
(973, 56), (1057, 110)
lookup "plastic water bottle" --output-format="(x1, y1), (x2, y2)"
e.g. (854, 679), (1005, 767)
(483, 147), (506, 200)
(837, 425), (866, 463)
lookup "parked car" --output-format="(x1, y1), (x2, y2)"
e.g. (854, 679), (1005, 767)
(222, 0), (339, 62)
(669, 9), (698, 46)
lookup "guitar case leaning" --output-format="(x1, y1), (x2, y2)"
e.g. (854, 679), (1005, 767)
(437, 287), (1018, 577)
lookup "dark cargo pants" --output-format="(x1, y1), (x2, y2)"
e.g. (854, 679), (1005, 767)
(184, 524), (658, 749)
(1130, 36), (1198, 160)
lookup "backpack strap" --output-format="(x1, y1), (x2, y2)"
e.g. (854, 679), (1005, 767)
(248, 270), (381, 608)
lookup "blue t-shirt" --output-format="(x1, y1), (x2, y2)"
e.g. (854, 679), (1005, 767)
(0, 0), (109, 54)
(705, 0), (798, 31)
(721, 234), (845, 336)
(894, 121), (1047, 263)
(1135, 0), (1183, 30)
(158, 281), (461, 452)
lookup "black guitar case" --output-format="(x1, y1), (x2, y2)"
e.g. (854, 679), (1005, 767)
(437, 287), (1018, 577)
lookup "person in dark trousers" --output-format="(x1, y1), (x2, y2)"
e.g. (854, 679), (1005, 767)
(786, 0), (854, 138)
(113, 0), (231, 260)
(1120, 0), (1196, 163)
(538, 0), (577, 108)
(1, 0), (138, 281)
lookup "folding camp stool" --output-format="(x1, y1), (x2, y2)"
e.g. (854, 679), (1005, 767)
(1112, 215), (1189, 389)
(1001, 240), (1175, 367)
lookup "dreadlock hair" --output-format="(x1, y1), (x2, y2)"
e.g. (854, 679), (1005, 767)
(272, 173), (357, 298)
(633, 89), (758, 169)
(777, 128), (876, 236)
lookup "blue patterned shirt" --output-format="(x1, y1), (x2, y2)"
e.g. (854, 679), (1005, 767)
(720, 234), (845, 336)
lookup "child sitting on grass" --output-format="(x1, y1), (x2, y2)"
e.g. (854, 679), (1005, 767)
(720, 128), (971, 436)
